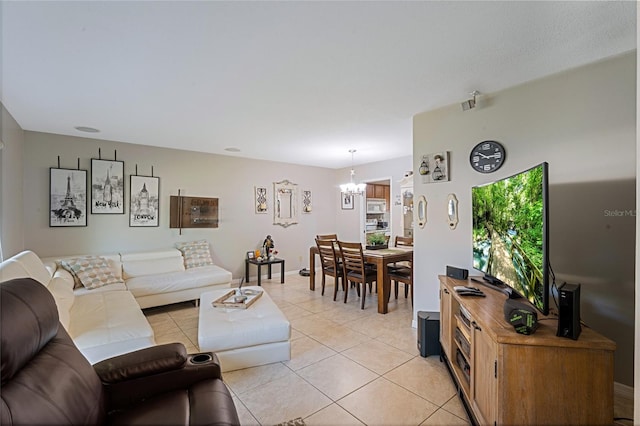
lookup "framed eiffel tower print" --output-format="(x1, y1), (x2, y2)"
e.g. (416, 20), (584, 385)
(50, 167), (87, 227)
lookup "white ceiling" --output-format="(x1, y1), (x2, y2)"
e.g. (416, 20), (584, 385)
(1, 1), (636, 169)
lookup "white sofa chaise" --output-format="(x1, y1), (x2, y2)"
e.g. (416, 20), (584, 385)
(0, 250), (154, 364)
(1, 244), (234, 364)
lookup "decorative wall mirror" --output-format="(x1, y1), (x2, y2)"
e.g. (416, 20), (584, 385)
(447, 193), (459, 230)
(273, 179), (298, 227)
(417, 195), (427, 228)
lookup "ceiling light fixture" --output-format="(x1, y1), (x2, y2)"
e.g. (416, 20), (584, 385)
(339, 149), (367, 196)
(74, 126), (100, 133)
(461, 90), (480, 111)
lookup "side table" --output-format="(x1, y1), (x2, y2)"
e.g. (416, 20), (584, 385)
(245, 257), (285, 286)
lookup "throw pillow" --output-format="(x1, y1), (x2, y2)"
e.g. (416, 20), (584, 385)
(176, 240), (214, 269)
(60, 256), (122, 290)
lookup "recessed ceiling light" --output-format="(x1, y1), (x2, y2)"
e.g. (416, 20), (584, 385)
(74, 126), (100, 133)
(224, 147), (241, 152)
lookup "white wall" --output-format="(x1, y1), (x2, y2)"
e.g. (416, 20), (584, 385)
(19, 132), (413, 281)
(0, 105), (25, 259)
(335, 156), (412, 242)
(413, 52), (636, 386)
(21, 131), (342, 279)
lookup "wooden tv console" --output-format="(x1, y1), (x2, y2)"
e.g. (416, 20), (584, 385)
(439, 275), (615, 425)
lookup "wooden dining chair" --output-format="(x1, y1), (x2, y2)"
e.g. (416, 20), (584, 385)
(390, 235), (413, 299)
(388, 258), (413, 306)
(315, 238), (344, 298)
(316, 234), (338, 241)
(395, 235), (413, 247)
(337, 241), (377, 309)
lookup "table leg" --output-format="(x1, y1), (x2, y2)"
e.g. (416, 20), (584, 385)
(267, 263), (272, 280)
(257, 264), (262, 286)
(280, 260), (285, 283)
(245, 261), (250, 283)
(376, 258), (389, 314)
(309, 248), (316, 291)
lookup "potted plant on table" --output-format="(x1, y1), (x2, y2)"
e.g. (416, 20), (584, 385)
(366, 232), (388, 250)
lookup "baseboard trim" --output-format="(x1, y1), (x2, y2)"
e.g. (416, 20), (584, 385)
(614, 381), (634, 401)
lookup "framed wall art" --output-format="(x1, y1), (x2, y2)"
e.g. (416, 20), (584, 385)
(341, 192), (354, 210)
(170, 194), (219, 232)
(274, 180), (298, 227)
(91, 158), (124, 214)
(50, 167), (87, 227)
(302, 190), (312, 213)
(130, 175), (159, 227)
(419, 151), (450, 184)
(255, 186), (267, 214)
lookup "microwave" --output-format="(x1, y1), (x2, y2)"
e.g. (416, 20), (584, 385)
(366, 199), (386, 213)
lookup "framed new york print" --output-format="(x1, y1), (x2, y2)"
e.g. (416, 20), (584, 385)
(91, 159), (124, 214)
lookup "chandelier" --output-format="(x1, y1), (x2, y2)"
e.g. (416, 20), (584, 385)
(339, 149), (367, 195)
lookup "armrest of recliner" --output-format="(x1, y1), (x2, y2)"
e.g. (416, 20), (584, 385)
(94, 343), (190, 383)
(94, 343), (225, 410)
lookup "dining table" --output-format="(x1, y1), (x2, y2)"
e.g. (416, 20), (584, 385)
(308, 245), (413, 314)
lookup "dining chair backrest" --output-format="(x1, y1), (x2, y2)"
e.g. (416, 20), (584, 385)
(316, 238), (340, 271)
(395, 236), (414, 247)
(316, 234), (338, 241)
(337, 241), (366, 276)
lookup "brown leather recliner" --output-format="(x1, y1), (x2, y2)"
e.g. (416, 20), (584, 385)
(0, 277), (240, 425)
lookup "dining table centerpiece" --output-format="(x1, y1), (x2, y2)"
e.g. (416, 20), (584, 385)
(366, 232), (388, 250)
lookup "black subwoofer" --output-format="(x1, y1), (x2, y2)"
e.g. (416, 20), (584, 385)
(417, 311), (440, 357)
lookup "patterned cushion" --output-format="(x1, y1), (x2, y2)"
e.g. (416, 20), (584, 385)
(60, 256), (122, 290)
(176, 240), (214, 269)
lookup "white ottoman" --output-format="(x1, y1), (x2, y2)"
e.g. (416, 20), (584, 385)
(198, 287), (291, 372)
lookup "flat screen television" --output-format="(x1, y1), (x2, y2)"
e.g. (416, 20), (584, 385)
(472, 162), (549, 315)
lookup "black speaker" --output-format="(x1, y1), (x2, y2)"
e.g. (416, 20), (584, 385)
(557, 283), (581, 340)
(446, 265), (468, 280)
(417, 311), (440, 357)
(503, 299), (538, 335)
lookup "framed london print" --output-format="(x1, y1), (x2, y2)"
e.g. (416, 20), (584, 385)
(50, 167), (87, 227)
(130, 175), (159, 227)
(91, 158), (124, 214)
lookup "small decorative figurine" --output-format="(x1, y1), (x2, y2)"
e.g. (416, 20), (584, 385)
(263, 235), (274, 257)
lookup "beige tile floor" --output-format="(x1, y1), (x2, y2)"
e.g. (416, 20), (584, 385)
(144, 273), (634, 426)
(144, 273), (469, 425)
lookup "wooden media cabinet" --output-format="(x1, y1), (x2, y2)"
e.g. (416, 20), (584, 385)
(439, 275), (616, 425)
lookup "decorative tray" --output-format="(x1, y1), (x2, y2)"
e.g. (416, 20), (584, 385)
(212, 288), (263, 309)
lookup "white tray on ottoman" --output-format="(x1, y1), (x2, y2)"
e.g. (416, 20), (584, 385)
(198, 286), (291, 372)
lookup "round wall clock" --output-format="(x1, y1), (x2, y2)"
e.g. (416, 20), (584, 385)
(470, 140), (505, 173)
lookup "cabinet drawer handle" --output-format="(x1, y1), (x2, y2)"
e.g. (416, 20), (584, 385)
(472, 321), (482, 331)
(443, 288), (450, 294)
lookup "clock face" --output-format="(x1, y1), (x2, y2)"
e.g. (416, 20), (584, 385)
(470, 141), (505, 173)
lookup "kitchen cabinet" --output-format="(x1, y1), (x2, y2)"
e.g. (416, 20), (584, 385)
(366, 184), (390, 211)
(366, 185), (375, 199)
(374, 185), (385, 199)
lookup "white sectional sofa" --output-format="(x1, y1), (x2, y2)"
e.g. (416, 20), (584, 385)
(0, 246), (233, 364)
(45, 248), (233, 309)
